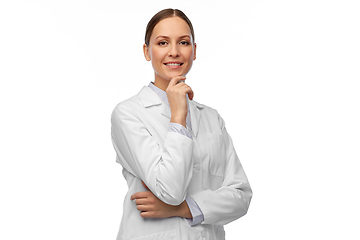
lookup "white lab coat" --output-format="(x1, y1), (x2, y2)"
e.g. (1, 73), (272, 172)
(111, 86), (252, 240)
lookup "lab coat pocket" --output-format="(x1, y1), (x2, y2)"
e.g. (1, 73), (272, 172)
(207, 133), (226, 179)
(131, 229), (178, 240)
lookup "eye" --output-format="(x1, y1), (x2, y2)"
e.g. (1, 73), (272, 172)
(180, 41), (190, 45)
(158, 41), (168, 46)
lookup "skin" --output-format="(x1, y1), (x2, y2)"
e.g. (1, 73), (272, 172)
(143, 16), (197, 127)
(131, 181), (192, 219)
(131, 16), (197, 219)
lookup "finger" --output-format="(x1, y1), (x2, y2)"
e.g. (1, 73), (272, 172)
(171, 81), (186, 88)
(130, 191), (149, 201)
(136, 204), (149, 212)
(168, 76), (186, 88)
(177, 79), (185, 84)
(135, 198), (148, 205)
(141, 180), (150, 191)
(183, 85), (194, 100)
(187, 88), (194, 100)
(140, 211), (153, 218)
(176, 84), (194, 100)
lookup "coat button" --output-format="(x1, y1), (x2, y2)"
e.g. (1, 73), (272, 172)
(201, 230), (206, 237)
(194, 164), (200, 171)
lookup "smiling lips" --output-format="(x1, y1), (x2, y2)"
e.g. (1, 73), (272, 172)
(164, 61), (183, 69)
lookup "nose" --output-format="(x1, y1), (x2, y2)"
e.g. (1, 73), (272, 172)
(168, 44), (179, 57)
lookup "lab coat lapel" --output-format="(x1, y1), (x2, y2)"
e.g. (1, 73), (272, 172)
(160, 103), (171, 119)
(189, 100), (202, 137)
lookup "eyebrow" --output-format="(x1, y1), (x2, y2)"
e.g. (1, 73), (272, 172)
(155, 35), (191, 40)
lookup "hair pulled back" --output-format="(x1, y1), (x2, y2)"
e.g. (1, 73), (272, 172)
(145, 9), (195, 46)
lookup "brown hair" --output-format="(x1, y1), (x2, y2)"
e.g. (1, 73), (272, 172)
(145, 9), (195, 46)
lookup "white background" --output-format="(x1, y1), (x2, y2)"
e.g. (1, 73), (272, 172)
(1, 0), (359, 239)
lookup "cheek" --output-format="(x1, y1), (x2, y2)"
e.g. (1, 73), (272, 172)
(150, 48), (166, 61)
(184, 48), (195, 61)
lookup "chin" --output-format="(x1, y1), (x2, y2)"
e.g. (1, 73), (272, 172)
(165, 73), (183, 80)
(168, 71), (188, 78)
(156, 71), (188, 82)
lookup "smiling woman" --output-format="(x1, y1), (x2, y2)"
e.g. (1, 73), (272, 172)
(143, 14), (196, 93)
(111, 8), (252, 240)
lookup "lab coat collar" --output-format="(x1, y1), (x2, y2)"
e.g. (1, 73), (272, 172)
(137, 86), (203, 137)
(138, 86), (163, 108)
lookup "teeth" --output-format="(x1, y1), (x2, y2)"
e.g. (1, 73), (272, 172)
(166, 63), (181, 66)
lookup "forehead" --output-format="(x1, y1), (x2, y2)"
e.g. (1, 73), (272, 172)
(151, 17), (191, 39)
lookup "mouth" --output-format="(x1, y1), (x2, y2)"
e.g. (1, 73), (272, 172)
(164, 62), (184, 66)
(163, 62), (184, 69)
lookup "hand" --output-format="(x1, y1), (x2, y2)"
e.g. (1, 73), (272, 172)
(130, 181), (192, 219)
(166, 76), (194, 127)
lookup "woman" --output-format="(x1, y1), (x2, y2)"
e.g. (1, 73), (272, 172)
(111, 9), (252, 240)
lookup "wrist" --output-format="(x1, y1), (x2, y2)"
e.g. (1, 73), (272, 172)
(177, 201), (192, 219)
(170, 116), (186, 128)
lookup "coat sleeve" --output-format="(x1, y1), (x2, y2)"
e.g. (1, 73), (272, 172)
(190, 114), (252, 225)
(111, 103), (194, 206)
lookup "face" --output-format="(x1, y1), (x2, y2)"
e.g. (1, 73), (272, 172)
(143, 17), (196, 88)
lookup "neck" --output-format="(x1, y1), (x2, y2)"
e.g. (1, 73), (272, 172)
(153, 74), (170, 91)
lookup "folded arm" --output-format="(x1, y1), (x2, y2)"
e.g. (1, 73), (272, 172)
(111, 104), (194, 205)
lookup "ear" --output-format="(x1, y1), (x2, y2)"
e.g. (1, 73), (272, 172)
(143, 44), (151, 61)
(193, 43), (197, 60)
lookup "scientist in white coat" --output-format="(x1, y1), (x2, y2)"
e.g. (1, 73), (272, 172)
(111, 9), (252, 240)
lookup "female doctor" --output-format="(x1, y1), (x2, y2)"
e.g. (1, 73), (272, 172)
(111, 9), (252, 240)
